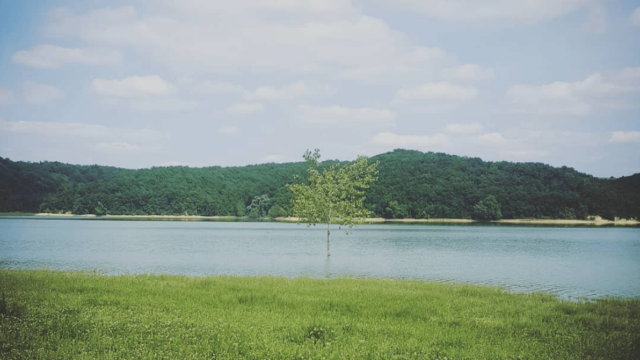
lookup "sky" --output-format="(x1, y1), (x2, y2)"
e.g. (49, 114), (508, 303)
(0, 0), (639, 177)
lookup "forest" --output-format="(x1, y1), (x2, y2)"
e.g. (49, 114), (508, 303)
(0, 149), (638, 220)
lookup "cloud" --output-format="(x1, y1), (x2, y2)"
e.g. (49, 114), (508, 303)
(383, 0), (598, 23)
(501, 149), (552, 160)
(445, 122), (483, 134)
(295, 105), (396, 128)
(92, 76), (174, 98)
(610, 131), (640, 143)
(94, 142), (160, 155)
(0, 88), (17, 107)
(44, 5), (487, 85)
(472, 128), (609, 161)
(394, 82), (478, 102)
(160, 160), (183, 167)
(245, 82), (335, 101)
(22, 81), (64, 104)
(226, 103), (264, 116)
(218, 126), (238, 134)
(631, 6), (640, 26)
(91, 76), (195, 110)
(12, 45), (122, 69)
(171, 0), (355, 17)
(444, 64), (495, 82)
(473, 131), (554, 161)
(392, 82), (478, 112)
(370, 132), (449, 150)
(126, 98), (198, 111)
(179, 78), (243, 94)
(261, 154), (285, 163)
(477, 132), (507, 146)
(501, 128), (605, 148)
(505, 68), (640, 116)
(0, 119), (170, 144)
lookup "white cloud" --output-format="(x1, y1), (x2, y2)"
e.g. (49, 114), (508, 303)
(631, 6), (640, 26)
(0, 119), (170, 143)
(506, 68), (640, 116)
(218, 126), (238, 134)
(501, 149), (552, 160)
(160, 160), (183, 166)
(22, 81), (64, 104)
(92, 76), (174, 98)
(94, 142), (162, 155)
(127, 98), (198, 111)
(370, 132), (449, 149)
(179, 78), (243, 94)
(445, 122), (483, 134)
(226, 103), (264, 116)
(477, 132), (507, 146)
(245, 82), (335, 101)
(295, 105), (396, 128)
(0, 88), (17, 106)
(394, 82), (478, 102)
(501, 128), (605, 148)
(12, 45), (122, 69)
(392, 82), (478, 113)
(444, 64), (495, 82)
(91, 76), (196, 111)
(96, 142), (138, 152)
(164, 0), (356, 19)
(473, 129), (609, 161)
(44, 6), (484, 85)
(610, 131), (640, 143)
(384, 0), (599, 23)
(261, 154), (285, 163)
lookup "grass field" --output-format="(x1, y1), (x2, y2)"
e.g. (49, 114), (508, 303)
(1, 270), (639, 359)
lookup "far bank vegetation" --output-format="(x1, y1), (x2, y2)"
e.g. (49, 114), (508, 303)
(1, 149), (638, 221)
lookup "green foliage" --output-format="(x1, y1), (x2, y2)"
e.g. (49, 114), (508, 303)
(472, 195), (502, 221)
(267, 204), (288, 218)
(1, 270), (639, 359)
(1, 150), (639, 220)
(288, 149), (379, 227)
(94, 201), (106, 216)
(385, 200), (408, 219)
(246, 195), (270, 218)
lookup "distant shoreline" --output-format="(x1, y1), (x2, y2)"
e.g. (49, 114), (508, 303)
(0, 213), (636, 226)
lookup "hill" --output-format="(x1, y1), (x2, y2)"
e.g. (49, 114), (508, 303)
(1, 149), (638, 220)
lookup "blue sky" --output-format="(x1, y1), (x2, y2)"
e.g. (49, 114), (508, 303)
(0, 0), (639, 177)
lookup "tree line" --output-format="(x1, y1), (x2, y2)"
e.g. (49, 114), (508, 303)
(1, 149), (638, 220)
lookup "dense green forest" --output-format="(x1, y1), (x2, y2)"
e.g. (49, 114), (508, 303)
(1, 149), (638, 220)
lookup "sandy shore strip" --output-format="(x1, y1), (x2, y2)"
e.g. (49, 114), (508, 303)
(496, 217), (639, 226)
(34, 213), (237, 220)
(28, 213), (639, 225)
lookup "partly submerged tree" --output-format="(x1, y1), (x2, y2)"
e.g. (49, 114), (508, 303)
(288, 149), (379, 256)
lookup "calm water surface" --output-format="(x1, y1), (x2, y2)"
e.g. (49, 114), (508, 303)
(1, 218), (639, 300)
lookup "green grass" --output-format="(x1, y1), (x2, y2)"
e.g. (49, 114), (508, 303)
(1, 270), (639, 359)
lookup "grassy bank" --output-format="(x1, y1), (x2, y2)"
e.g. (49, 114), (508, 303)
(1, 271), (638, 359)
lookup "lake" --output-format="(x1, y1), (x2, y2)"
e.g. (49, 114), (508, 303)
(1, 218), (639, 300)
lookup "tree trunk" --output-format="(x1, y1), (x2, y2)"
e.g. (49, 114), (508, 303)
(327, 219), (331, 257)
(327, 209), (331, 257)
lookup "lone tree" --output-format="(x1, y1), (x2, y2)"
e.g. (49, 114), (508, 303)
(288, 149), (378, 256)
